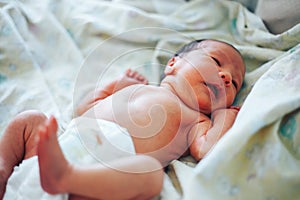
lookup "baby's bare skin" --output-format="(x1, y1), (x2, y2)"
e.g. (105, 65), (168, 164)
(83, 72), (239, 165)
(83, 83), (207, 165)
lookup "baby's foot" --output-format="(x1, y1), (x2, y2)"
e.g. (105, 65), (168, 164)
(125, 69), (148, 85)
(37, 116), (71, 194)
(115, 69), (148, 91)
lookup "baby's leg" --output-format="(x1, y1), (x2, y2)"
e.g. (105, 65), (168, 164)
(0, 110), (47, 199)
(37, 115), (71, 195)
(37, 116), (107, 200)
(38, 116), (163, 200)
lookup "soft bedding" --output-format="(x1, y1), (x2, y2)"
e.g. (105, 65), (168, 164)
(0, 0), (299, 199)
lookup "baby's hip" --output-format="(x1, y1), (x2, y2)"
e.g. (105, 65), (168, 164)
(59, 117), (136, 165)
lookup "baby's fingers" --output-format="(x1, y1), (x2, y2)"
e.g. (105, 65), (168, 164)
(229, 106), (240, 111)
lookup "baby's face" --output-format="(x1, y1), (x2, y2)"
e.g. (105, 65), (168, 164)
(164, 40), (245, 114)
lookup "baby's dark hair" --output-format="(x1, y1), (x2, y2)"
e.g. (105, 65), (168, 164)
(174, 39), (242, 58)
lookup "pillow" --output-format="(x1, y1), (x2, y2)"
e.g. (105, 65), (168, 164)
(255, 0), (300, 34)
(231, 0), (258, 12)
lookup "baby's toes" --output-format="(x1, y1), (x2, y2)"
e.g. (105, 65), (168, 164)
(137, 74), (145, 81)
(138, 75), (148, 84)
(125, 69), (136, 78)
(125, 69), (148, 84)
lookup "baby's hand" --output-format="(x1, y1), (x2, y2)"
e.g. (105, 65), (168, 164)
(212, 106), (240, 120)
(229, 105), (240, 111)
(190, 106), (241, 161)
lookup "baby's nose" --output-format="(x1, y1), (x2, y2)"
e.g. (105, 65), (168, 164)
(219, 71), (232, 87)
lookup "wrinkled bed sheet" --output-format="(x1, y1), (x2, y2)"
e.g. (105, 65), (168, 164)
(0, 0), (299, 199)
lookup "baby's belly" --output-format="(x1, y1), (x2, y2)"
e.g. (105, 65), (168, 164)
(87, 99), (181, 145)
(83, 87), (192, 164)
(85, 87), (180, 135)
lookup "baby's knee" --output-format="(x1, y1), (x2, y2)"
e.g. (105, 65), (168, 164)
(9, 110), (47, 129)
(17, 110), (47, 121)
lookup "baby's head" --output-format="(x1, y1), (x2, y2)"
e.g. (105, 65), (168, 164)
(162, 39), (245, 114)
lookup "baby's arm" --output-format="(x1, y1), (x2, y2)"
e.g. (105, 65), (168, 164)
(76, 69), (148, 116)
(189, 107), (240, 161)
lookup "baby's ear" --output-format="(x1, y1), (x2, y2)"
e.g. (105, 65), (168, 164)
(164, 57), (177, 75)
(167, 57), (176, 66)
